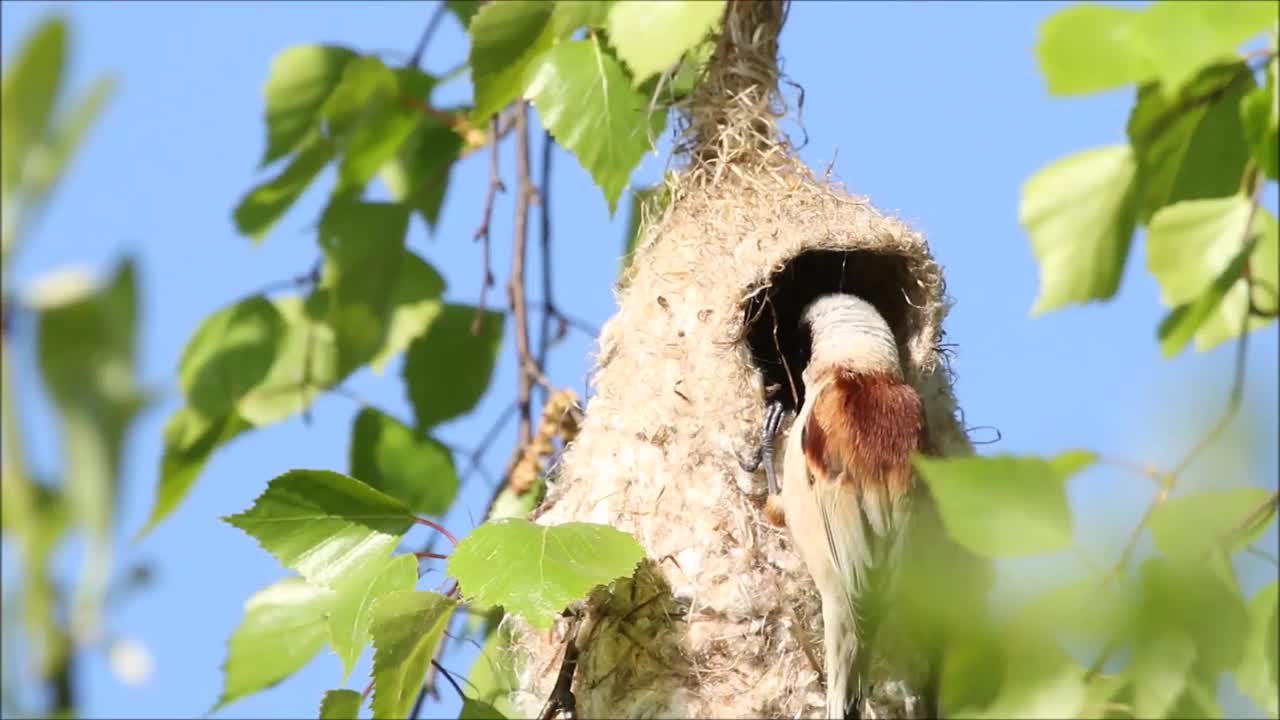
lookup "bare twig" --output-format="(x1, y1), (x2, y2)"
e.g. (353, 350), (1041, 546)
(473, 116), (504, 335)
(536, 130), (555, 411)
(509, 100), (535, 448)
(407, 2), (449, 68)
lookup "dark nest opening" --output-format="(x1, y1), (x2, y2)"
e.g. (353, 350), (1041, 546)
(742, 249), (921, 414)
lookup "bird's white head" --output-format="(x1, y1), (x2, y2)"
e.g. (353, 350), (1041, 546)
(802, 293), (901, 379)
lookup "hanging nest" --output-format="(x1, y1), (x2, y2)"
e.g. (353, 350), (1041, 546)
(506, 1), (973, 717)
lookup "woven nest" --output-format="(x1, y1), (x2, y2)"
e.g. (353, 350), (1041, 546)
(506, 2), (972, 717)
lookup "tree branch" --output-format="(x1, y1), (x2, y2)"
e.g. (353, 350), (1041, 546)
(509, 100), (535, 447)
(407, 1), (449, 69)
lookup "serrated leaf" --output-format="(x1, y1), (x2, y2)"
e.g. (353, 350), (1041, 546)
(260, 45), (357, 165)
(1147, 198), (1277, 352)
(1149, 486), (1274, 580)
(237, 294), (343, 426)
(318, 201), (409, 373)
(1, 16), (66, 198)
(138, 408), (249, 537)
(913, 451), (1096, 558)
(606, 0), (725, 85)
(551, 1), (613, 37)
(370, 252), (446, 373)
(328, 552), (419, 679)
(178, 295), (285, 422)
(1240, 55), (1279, 181)
(469, 0), (555, 122)
(1131, 627), (1196, 719)
(351, 407), (458, 515)
(525, 39), (666, 212)
(234, 133), (335, 243)
(1019, 145), (1139, 315)
(448, 519), (645, 630)
(319, 689), (363, 719)
(1034, 4), (1152, 95)
(1133, 1), (1275, 95)
(369, 591), (457, 719)
(1126, 62), (1254, 223)
(216, 577), (334, 711)
(1236, 581), (1279, 717)
(380, 113), (464, 232)
(403, 303), (505, 429)
(223, 469), (415, 586)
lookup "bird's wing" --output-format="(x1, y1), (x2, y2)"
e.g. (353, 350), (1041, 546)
(800, 370), (922, 616)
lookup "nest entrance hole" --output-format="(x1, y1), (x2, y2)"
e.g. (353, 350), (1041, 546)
(743, 249), (920, 414)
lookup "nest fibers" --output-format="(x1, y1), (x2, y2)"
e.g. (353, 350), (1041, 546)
(506, 2), (972, 717)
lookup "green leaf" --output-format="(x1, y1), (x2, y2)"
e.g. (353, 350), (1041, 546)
(236, 294), (343, 426)
(216, 577), (334, 711)
(18, 73), (115, 223)
(1133, 1), (1275, 94)
(351, 407), (458, 515)
(1236, 581), (1279, 717)
(551, 1), (614, 36)
(138, 408), (249, 537)
(1147, 198), (1277, 352)
(913, 451), (1096, 558)
(1019, 145), (1139, 315)
(1240, 55), (1279, 181)
(369, 591), (457, 719)
(1131, 627), (1196, 719)
(1149, 486), (1275, 579)
(318, 201), (410, 373)
(620, 185), (664, 276)
(369, 252), (446, 373)
(234, 133), (335, 242)
(525, 38), (667, 212)
(1156, 243), (1250, 356)
(178, 295), (285, 422)
(461, 699), (508, 719)
(1035, 4), (1152, 95)
(448, 0), (484, 28)
(1126, 62), (1254, 223)
(328, 552), (419, 680)
(1, 16), (66, 199)
(328, 63), (434, 190)
(222, 469), (415, 586)
(379, 113), (464, 232)
(468, 0), (555, 123)
(447, 518), (645, 630)
(1138, 556), (1249, 679)
(606, 0), (725, 85)
(35, 260), (144, 537)
(465, 621), (519, 717)
(403, 303), (505, 429)
(260, 45), (357, 165)
(319, 689), (363, 719)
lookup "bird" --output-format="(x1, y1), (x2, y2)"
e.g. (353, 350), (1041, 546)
(779, 292), (925, 719)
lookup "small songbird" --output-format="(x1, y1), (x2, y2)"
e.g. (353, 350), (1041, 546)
(781, 293), (925, 719)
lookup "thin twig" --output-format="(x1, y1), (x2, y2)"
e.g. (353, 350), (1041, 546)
(407, 2), (449, 68)
(473, 116), (504, 335)
(459, 402), (519, 486)
(536, 130), (555, 411)
(509, 100), (535, 448)
(412, 516), (458, 545)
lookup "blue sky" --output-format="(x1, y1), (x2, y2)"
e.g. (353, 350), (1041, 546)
(1, 1), (1276, 718)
